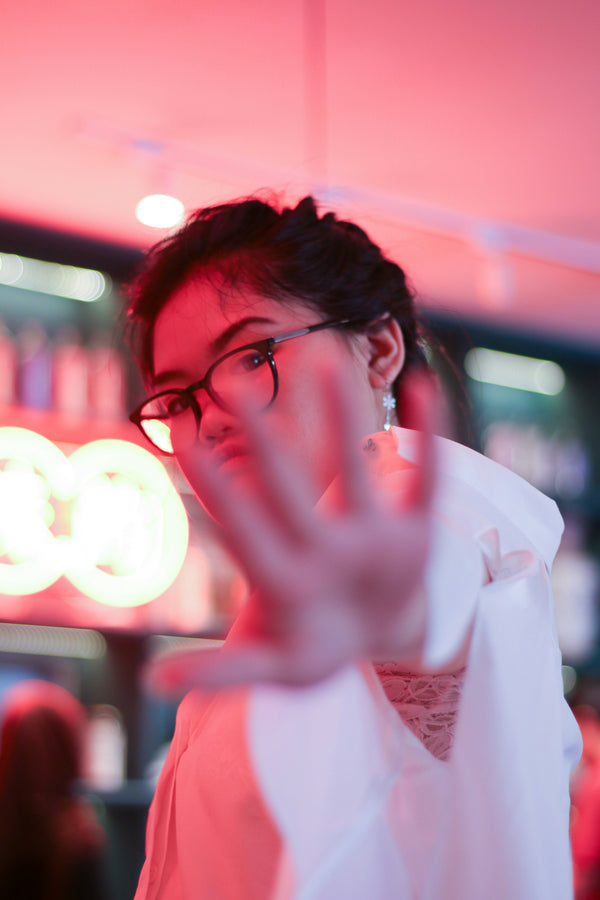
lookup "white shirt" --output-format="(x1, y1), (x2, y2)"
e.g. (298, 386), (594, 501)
(135, 429), (581, 899)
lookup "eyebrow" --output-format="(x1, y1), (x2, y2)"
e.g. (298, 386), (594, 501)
(152, 315), (276, 388)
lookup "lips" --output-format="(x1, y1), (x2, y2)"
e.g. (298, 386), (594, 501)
(213, 443), (249, 469)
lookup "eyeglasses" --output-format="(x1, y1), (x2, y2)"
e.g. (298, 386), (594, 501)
(129, 318), (355, 455)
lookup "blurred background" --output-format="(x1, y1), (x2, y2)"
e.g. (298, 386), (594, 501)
(0, 1), (599, 895)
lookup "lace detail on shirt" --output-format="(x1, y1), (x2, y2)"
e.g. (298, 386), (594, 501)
(374, 664), (466, 761)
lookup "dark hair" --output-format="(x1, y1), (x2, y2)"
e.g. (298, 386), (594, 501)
(126, 195), (430, 400)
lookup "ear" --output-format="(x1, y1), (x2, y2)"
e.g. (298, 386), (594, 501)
(364, 318), (405, 389)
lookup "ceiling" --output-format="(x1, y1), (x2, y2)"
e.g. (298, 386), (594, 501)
(2, 0), (600, 345)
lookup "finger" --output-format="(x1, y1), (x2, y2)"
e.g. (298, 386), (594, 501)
(233, 399), (317, 542)
(179, 446), (292, 590)
(399, 373), (438, 509)
(143, 644), (309, 695)
(320, 363), (374, 511)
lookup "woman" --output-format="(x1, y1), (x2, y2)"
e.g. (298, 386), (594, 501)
(128, 195), (580, 899)
(0, 680), (106, 900)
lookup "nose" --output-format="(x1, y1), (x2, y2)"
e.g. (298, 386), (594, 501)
(195, 392), (235, 445)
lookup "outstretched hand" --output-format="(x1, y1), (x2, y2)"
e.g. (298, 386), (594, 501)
(145, 370), (438, 696)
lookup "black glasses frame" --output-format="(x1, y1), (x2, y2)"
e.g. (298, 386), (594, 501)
(129, 318), (355, 453)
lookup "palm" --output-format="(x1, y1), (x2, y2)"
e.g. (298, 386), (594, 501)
(147, 373), (437, 695)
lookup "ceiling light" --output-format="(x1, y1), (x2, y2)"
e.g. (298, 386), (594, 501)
(0, 253), (108, 302)
(464, 347), (565, 395)
(135, 194), (184, 229)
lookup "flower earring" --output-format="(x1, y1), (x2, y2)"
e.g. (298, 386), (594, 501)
(382, 384), (396, 431)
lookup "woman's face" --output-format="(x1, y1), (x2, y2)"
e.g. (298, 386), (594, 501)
(151, 274), (383, 510)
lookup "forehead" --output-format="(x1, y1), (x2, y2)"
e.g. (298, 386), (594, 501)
(151, 273), (307, 376)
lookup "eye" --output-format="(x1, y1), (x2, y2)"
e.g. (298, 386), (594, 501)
(231, 348), (268, 373)
(164, 392), (193, 417)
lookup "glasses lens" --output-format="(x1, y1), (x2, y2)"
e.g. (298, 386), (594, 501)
(211, 347), (275, 410)
(138, 392), (197, 454)
(141, 418), (174, 454)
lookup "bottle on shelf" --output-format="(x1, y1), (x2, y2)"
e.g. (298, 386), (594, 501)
(88, 334), (126, 421)
(17, 321), (52, 411)
(0, 317), (17, 406)
(52, 325), (90, 418)
(85, 704), (127, 791)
